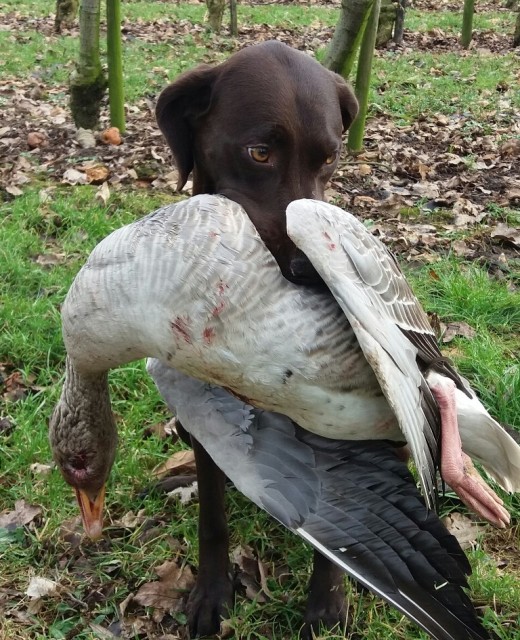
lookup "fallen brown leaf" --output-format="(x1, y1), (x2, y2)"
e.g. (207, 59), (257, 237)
(96, 181), (111, 205)
(5, 185), (23, 197)
(2, 368), (38, 401)
(443, 512), (485, 550)
(85, 165), (110, 184)
(143, 416), (178, 440)
(118, 509), (148, 529)
(426, 312), (443, 340)
(452, 198), (486, 227)
(491, 223), (520, 249)
(0, 417), (15, 435)
(451, 239), (474, 257)
(499, 139), (520, 157)
(232, 544), (267, 603)
(0, 500), (42, 529)
(62, 168), (88, 185)
(132, 561), (194, 614)
(34, 252), (66, 267)
(167, 481), (198, 505)
(30, 462), (54, 477)
(152, 449), (196, 479)
(25, 576), (59, 599)
(441, 321), (476, 343)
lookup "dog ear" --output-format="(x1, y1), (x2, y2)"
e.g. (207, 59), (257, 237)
(333, 76), (359, 132)
(156, 65), (217, 191)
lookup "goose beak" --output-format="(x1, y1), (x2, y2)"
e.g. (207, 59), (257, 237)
(74, 485), (106, 540)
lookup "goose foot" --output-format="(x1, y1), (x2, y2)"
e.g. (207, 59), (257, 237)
(429, 379), (510, 528)
(187, 574), (234, 637)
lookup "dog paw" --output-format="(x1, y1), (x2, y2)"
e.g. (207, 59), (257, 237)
(300, 588), (348, 639)
(187, 574), (234, 637)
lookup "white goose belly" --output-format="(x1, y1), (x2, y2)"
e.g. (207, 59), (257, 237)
(156, 294), (402, 442)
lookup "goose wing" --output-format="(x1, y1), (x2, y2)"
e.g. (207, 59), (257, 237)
(286, 199), (457, 509)
(147, 359), (495, 640)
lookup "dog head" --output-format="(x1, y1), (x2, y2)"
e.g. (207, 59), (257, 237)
(156, 41), (358, 285)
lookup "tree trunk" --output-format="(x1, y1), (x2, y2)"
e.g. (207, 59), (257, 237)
(348, 0), (381, 152)
(230, 0), (238, 36)
(206, 0), (226, 32)
(393, 0), (407, 44)
(70, 0), (106, 129)
(376, 0), (396, 47)
(461, 0), (474, 49)
(323, 0), (373, 79)
(55, 0), (78, 32)
(514, 9), (520, 46)
(107, 0), (125, 132)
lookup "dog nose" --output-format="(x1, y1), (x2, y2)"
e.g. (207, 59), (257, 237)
(288, 252), (323, 286)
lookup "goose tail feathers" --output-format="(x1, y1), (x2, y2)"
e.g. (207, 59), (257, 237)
(456, 387), (520, 493)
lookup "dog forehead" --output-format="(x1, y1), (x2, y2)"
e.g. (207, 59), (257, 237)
(217, 47), (335, 97)
(210, 52), (342, 138)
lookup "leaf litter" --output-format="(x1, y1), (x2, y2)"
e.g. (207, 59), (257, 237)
(0, 500), (42, 530)
(1, 5), (518, 279)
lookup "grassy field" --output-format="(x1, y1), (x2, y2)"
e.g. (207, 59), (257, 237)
(1, 0), (519, 638)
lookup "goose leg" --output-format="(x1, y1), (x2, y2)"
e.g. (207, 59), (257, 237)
(301, 550), (348, 639)
(429, 379), (510, 528)
(187, 435), (234, 637)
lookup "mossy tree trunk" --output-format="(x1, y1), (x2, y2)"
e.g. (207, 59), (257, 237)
(394, 0), (407, 44)
(70, 0), (106, 129)
(348, 0), (381, 152)
(323, 0), (374, 78)
(206, 0), (226, 32)
(107, 0), (125, 132)
(376, 0), (397, 47)
(461, 0), (475, 49)
(55, 0), (78, 32)
(230, 0), (238, 36)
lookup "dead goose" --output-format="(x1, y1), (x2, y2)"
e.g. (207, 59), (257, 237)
(50, 194), (518, 639)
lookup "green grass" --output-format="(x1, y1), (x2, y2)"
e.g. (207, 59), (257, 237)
(407, 261), (520, 424)
(406, 8), (515, 34)
(1, 0), (519, 638)
(373, 50), (519, 121)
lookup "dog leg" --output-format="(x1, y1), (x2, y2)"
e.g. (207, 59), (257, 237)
(301, 550), (348, 639)
(187, 436), (234, 637)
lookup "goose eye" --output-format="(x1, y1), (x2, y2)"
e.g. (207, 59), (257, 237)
(325, 153), (337, 165)
(248, 146), (270, 163)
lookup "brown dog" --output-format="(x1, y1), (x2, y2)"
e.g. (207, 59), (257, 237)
(156, 41), (358, 638)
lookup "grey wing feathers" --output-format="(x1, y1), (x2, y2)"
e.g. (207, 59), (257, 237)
(295, 435), (494, 640)
(286, 199), (440, 508)
(147, 360), (494, 640)
(147, 359), (319, 526)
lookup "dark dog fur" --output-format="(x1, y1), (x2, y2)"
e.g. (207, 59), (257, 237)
(156, 40), (357, 286)
(156, 41), (358, 638)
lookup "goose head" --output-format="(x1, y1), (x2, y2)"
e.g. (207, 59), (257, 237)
(49, 358), (117, 540)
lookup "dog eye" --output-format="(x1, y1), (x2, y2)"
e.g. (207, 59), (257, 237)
(248, 146), (270, 163)
(325, 153), (337, 165)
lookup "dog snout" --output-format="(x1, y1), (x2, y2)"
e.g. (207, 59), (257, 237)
(288, 250), (323, 286)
